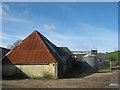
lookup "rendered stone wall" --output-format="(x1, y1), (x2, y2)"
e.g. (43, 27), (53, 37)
(2, 63), (57, 79)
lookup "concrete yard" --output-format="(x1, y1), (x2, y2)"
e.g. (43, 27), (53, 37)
(2, 69), (119, 88)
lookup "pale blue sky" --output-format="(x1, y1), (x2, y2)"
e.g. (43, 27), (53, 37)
(1, 2), (118, 52)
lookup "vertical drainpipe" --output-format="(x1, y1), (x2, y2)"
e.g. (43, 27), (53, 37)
(56, 62), (58, 79)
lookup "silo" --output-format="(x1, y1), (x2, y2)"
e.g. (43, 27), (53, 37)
(83, 54), (98, 73)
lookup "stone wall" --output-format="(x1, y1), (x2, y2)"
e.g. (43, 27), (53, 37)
(2, 63), (57, 79)
(98, 60), (111, 70)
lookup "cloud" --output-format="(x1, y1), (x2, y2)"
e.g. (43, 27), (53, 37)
(0, 4), (2, 18)
(41, 23), (117, 52)
(1, 22), (117, 52)
(0, 31), (26, 47)
(23, 10), (29, 15)
(0, 32), (25, 40)
(2, 4), (31, 23)
(2, 4), (10, 17)
(43, 24), (56, 30)
(3, 17), (31, 23)
(2, 4), (10, 11)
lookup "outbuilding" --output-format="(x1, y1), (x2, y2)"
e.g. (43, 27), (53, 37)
(2, 30), (73, 79)
(0, 47), (10, 59)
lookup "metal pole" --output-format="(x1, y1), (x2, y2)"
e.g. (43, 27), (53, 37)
(110, 61), (112, 70)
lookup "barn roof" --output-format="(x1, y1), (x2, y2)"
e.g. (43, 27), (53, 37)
(2, 30), (64, 64)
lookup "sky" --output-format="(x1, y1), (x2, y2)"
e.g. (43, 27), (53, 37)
(1, 2), (118, 52)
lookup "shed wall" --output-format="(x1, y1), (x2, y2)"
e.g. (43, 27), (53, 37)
(2, 63), (57, 78)
(98, 60), (111, 70)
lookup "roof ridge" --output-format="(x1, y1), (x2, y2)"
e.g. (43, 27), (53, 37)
(2, 30), (56, 64)
(37, 32), (64, 64)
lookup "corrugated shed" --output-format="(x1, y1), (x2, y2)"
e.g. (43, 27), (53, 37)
(56, 47), (73, 64)
(58, 47), (73, 55)
(0, 47), (11, 59)
(2, 31), (61, 64)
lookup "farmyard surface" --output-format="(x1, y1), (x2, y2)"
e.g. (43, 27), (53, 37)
(2, 69), (119, 88)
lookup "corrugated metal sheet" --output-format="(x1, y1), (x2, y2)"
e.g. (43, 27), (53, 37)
(58, 47), (73, 55)
(56, 47), (72, 64)
(0, 47), (10, 59)
(3, 31), (58, 64)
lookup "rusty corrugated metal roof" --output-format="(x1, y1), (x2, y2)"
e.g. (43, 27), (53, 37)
(2, 30), (62, 64)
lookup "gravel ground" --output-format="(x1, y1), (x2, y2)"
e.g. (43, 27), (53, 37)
(2, 69), (119, 88)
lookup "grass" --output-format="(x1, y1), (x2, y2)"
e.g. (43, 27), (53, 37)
(111, 61), (118, 66)
(105, 51), (120, 66)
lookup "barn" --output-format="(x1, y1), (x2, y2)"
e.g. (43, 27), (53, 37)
(2, 30), (75, 79)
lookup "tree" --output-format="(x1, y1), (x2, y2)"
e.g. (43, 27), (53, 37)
(110, 57), (116, 61)
(7, 40), (22, 49)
